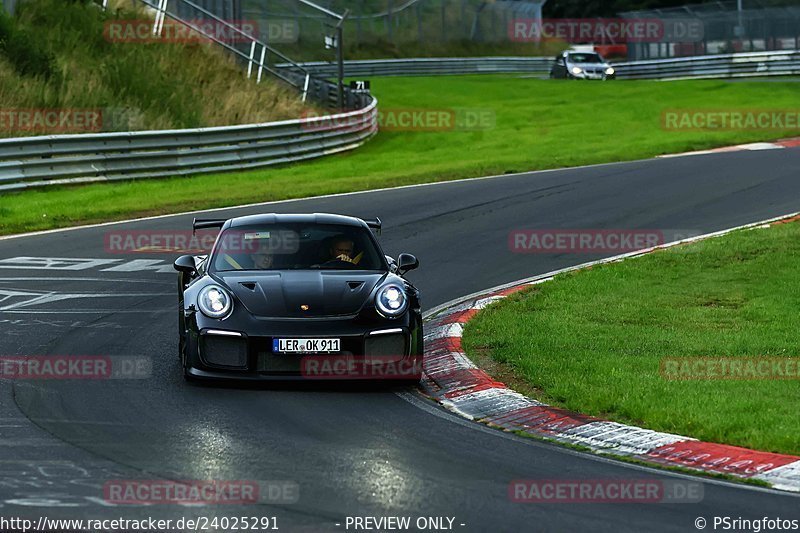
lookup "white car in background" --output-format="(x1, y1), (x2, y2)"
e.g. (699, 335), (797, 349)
(550, 50), (616, 80)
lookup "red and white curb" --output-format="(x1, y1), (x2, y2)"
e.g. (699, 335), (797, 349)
(658, 137), (800, 158)
(420, 211), (800, 493)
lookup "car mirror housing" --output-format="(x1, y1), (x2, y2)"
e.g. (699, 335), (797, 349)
(174, 255), (197, 274)
(397, 253), (419, 274)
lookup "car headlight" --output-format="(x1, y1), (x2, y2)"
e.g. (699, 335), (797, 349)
(571, 66), (582, 75)
(198, 285), (233, 319)
(375, 284), (408, 318)
(605, 67), (615, 75)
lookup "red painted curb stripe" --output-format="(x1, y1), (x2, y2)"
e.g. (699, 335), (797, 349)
(486, 405), (599, 434)
(425, 336), (462, 355)
(493, 285), (529, 298)
(446, 308), (479, 323)
(775, 138), (800, 148)
(644, 440), (800, 477)
(434, 368), (502, 396)
(443, 381), (509, 399)
(771, 214), (800, 225)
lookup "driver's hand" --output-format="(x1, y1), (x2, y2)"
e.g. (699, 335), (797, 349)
(336, 254), (355, 263)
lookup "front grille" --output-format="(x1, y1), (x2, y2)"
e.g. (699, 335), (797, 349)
(365, 333), (407, 363)
(200, 335), (248, 368)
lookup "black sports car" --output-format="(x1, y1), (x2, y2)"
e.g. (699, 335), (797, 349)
(173, 213), (423, 382)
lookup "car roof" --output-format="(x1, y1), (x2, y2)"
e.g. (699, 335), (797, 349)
(226, 213), (368, 229)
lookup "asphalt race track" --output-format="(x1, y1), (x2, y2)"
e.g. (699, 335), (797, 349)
(1, 148), (800, 531)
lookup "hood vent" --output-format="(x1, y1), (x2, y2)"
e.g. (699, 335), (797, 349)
(219, 271), (386, 318)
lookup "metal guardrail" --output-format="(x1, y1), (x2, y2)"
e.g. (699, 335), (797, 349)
(0, 98), (377, 192)
(611, 50), (800, 80)
(280, 57), (553, 78)
(281, 51), (800, 80)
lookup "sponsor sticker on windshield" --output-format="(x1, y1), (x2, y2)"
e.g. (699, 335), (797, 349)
(244, 232), (271, 240)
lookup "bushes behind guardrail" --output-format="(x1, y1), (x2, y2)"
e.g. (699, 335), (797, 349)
(0, 9), (55, 79)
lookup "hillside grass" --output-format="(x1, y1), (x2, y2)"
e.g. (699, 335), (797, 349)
(0, 0), (307, 135)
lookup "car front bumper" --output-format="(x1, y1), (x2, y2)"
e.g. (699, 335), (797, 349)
(184, 313), (423, 381)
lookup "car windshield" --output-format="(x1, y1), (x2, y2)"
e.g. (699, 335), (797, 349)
(210, 223), (386, 272)
(568, 53), (603, 64)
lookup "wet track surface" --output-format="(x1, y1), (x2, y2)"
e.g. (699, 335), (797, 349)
(1, 148), (800, 530)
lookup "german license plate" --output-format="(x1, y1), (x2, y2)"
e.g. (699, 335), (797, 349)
(273, 338), (340, 354)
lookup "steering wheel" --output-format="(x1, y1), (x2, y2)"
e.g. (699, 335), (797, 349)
(321, 258), (356, 268)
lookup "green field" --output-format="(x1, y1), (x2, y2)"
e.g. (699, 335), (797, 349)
(462, 220), (800, 455)
(2, 75), (800, 235)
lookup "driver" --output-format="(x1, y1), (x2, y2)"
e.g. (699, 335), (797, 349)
(330, 235), (355, 262)
(251, 240), (274, 269)
(328, 235), (362, 265)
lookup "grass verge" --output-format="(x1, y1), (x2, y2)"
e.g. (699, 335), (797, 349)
(462, 219), (800, 456)
(2, 75), (800, 234)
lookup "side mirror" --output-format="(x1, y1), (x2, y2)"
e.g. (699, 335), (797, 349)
(397, 253), (419, 274)
(174, 255), (197, 275)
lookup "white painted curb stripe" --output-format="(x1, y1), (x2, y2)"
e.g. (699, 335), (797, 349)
(754, 461), (800, 492)
(657, 140), (786, 159)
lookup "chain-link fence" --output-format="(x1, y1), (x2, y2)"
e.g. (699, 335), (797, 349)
(622, 1), (800, 59)
(240, 0), (550, 60)
(123, 0), (371, 109)
(233, 0), (800, 61)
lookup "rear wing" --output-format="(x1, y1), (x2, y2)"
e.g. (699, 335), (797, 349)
(364, 217), (381, 235)
(192, 218), (226, 235)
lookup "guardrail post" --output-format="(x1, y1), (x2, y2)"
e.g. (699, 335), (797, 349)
(386, 0), (393, 43)
(415, 2), (422, 43)
(256, 44), (266, 84)
(337, 23), (344, 109)
(153, 0), (168, 37)
(246, 41), (256, 79)
(356, 0), (363, 44)
(440, 0), (446, 42)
